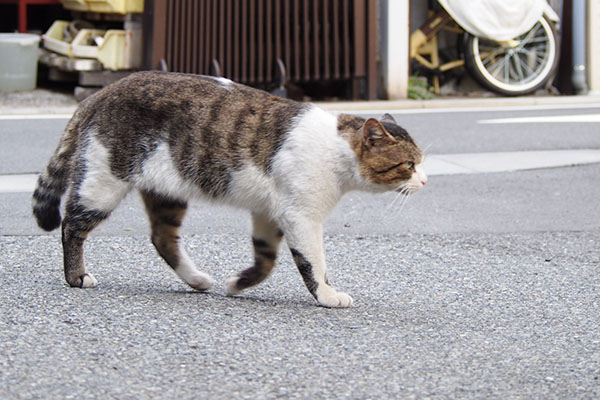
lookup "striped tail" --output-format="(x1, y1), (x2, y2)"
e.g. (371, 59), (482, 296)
(32, 118), (79, 231)
(32, 171), (67, 231)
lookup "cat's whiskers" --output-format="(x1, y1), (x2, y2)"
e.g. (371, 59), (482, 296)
(422, 142), (435, 154)
(387, 192), (402, 211)
(397, 193), (411, 216)
(386, 181), (412, 214)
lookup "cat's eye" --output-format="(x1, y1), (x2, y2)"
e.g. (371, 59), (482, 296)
(404, 161), (415, 169)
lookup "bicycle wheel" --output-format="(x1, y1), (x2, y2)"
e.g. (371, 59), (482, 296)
(463, 16), (559, 96)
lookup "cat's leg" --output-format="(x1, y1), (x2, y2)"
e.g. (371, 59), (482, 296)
(282, 216), (353, 308)
(141, 191), (214, 291)
(225, 213), (283, 295)
(61, 198), (110, 288)
(62, 184), (130, 288)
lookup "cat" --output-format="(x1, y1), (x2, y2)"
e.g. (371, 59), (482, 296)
(32, 71), (427, 308)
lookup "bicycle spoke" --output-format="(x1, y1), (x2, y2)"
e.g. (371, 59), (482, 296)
(487, 57), (505, 77)
(482, 50), (503, 66)
(524, 37), (549, 45)
(512, 53), (525, 83)
(517, 53), (537, 75)
(519, 47), (545, 65)
(519, 23), (541, 45)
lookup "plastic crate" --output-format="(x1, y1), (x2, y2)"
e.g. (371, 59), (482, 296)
(72, 29), (127, 70)
(71, 29), (107, 58)
(60, 0), (90, 11)
(86, 0), (143, 14)
(42, 20), (72, 57)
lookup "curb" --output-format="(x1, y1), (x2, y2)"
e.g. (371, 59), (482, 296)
(1, 94), (599, 115)
(0, 106), (78, 116)
(317, 94), (600, 111)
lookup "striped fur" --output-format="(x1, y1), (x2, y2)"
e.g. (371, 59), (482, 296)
(32, 71), (426, 307)
(32, 113), (83, 231)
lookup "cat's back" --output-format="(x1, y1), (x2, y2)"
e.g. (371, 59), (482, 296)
(81, 72), (307, 143)
(81, 71), (303, 127)
(76, 71), (309, 156)
(71, 71), (313, 198)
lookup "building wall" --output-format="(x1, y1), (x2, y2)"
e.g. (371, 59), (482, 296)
(588, 0), (600, 94)
(380, 0), (410, 99)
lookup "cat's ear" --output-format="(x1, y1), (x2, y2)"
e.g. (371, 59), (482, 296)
(380, 113), (397, 124)
(362, 118), (397, 148)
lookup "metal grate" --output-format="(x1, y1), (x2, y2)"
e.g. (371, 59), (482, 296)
(146, 0), (377, 99)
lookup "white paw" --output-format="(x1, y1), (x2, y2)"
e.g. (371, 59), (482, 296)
(316, 288), (354, 308)
(224, 275), (242, 296)
(80, 273), (98, 288)
(186, 272), (214, 292)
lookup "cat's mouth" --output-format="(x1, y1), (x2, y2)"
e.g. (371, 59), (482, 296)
(395, 167), (427, 195)
(395, 180), (426, 196)
(395, 186), (419, 195)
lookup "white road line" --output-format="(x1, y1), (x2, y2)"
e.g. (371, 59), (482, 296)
(0, 174), (38, 193)
(479, 114), (600, 124)
(328, 103), (600, 115)
(0, 114), (72, 120)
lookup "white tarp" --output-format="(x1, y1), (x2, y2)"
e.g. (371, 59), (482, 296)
(437, 0), (553, 41)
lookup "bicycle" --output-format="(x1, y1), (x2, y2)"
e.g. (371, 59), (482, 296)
(410, 1), (560, 96)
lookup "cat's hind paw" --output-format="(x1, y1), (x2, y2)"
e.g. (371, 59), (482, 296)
(81, 273), (98, 288)
(67, 273), (98, 288)
(317, 289), (353, 308)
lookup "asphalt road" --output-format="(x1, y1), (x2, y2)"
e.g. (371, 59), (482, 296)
(1, 105), (599, 399)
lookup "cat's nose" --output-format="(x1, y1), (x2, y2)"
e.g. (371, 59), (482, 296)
(415, 164), (427, 186)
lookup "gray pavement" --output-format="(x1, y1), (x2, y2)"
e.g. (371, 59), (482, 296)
(1, 230), (599, 399)
(1, 94), (600, 399)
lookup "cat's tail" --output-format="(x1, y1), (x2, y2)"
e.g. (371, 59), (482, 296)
(32, 116), (80, 231)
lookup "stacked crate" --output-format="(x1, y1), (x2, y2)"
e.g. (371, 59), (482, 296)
(42, 0), (142, 71)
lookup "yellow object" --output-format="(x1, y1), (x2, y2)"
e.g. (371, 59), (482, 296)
(98, 30), (127, 70)
(86, 0), (144, 14)
(409, 29), (427, 59)
(71, 29), (106, 58)
(42, 20), (73, 57)
(60, 0), (89, 11)
(72, 29), (127, 70)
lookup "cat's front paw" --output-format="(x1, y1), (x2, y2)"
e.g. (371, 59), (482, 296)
(224, 275), (242, 296)
(186, 272), (214, 292)
(316, 288), (353, 308)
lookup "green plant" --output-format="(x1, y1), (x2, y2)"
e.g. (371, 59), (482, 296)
(408, 76), (435, 100)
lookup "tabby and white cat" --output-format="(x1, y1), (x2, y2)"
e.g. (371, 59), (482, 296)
(33, 71), (427, 308)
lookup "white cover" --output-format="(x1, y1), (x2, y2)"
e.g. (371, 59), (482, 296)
(437, 0), (550, 41)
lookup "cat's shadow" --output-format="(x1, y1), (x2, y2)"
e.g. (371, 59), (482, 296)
(181, 289), (318, 309)
(90, 280), (319, 309)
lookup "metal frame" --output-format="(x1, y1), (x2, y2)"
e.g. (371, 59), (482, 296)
(144, 0), (378, 99)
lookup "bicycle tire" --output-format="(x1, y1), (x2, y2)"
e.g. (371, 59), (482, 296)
(463, 16), (559, 96)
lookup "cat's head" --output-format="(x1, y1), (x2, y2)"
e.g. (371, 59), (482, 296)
(352, 114), (427, 194)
